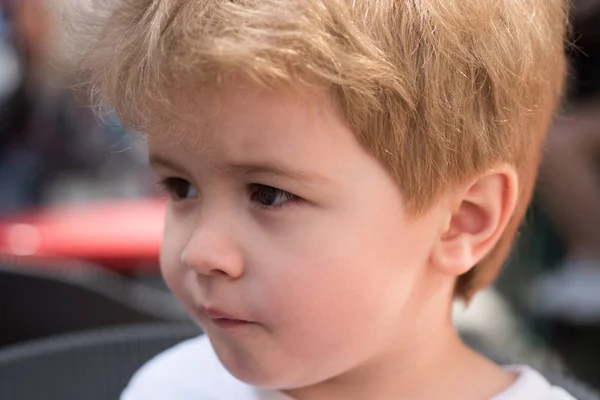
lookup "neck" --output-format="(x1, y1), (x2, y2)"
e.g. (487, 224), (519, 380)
(283, 280), (514, 400)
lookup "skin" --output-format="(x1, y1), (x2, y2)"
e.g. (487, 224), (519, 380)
(148, 81), (518, 400)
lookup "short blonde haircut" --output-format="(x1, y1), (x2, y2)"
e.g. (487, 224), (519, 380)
(80, 0), (568, 299)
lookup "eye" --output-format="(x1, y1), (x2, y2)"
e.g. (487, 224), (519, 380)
(158, 177), (198, 201)
(249, 184), (300, 209)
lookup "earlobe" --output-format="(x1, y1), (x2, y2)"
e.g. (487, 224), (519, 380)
(431, 166), (518, 276)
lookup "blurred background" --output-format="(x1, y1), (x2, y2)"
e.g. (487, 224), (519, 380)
(0, 0), (600, 395)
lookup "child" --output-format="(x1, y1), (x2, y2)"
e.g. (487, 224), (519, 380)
(81, 0), (571, 398)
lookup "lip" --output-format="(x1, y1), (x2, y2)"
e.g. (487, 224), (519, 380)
(201, 306), (253, 330)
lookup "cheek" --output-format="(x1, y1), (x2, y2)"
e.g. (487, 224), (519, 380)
(159, 212), (189, 302)
(253, 214), (425, 356)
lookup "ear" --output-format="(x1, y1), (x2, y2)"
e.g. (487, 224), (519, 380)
(430, 166), (518, 276)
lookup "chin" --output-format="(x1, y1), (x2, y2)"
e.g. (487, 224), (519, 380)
(216, 348), (308, 390)
(226, 357), (284, 386)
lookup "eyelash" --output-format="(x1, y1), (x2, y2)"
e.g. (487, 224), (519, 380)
(156, 178), (301, 209)
(248, 183), (301, 210)
(157, 177), (196, 201)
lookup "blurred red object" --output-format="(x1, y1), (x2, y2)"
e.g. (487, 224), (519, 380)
(0, 199), (166, 270)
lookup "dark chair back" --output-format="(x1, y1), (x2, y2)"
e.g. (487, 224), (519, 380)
(0, 260), (188, 346)
(0, 322), (201, 400)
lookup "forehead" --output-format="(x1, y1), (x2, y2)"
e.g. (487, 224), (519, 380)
(146, 82), (357, 170)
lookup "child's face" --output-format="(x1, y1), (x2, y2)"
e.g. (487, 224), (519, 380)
(149, 82), (448, 389)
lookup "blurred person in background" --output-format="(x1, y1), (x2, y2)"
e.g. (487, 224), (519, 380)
(0, 0), (154, 213)
(0, 0), (91, 212)
(529, 0), (600, 322)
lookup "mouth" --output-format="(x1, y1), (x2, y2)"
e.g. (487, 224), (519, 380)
(200, 306), (253, 330)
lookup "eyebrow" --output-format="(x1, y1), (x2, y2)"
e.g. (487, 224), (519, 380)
(226, 161), (331, 184)
(149, 155), (188, 174)
(149, 155), (330, 184)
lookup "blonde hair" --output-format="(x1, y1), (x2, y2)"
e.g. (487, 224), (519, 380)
(80, 0), (568, 299)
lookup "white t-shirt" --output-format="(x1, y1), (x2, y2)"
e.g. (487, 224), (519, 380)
(121, 335), (576, 400)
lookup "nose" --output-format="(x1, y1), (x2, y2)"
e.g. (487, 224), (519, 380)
(180, 217), (245, 279)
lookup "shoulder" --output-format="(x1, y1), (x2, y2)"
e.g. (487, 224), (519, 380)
(493, 366), (578, 400)
(120, 335), (256, 400)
